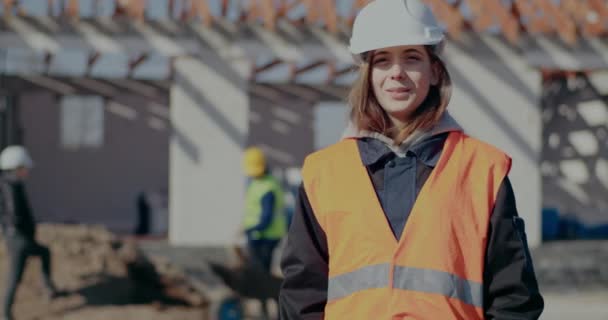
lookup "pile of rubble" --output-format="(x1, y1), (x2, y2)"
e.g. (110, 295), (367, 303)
(0, 224), (208, 320)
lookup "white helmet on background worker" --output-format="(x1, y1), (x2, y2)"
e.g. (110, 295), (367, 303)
(349, 0), (445, 63)
(0, 145), (34, 171)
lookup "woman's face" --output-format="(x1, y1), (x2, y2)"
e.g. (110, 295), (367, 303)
(370, 45), (438, 127)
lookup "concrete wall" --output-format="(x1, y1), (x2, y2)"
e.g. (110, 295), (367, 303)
(19, 88), (170, 233)
(444, 36), (543, 247)
(169, 55), (250, 246)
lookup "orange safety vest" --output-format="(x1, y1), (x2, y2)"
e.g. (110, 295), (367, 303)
(301, 131), (511, 320)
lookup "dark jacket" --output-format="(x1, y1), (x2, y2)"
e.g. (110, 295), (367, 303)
(0, 174), (36, 239)
(279, 130), (544, 319)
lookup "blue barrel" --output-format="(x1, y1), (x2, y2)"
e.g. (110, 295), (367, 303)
(218, 297), (243, 320)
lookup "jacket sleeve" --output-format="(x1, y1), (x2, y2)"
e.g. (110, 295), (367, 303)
(279, 184), (328, 320)
(484, 177), (544, 319)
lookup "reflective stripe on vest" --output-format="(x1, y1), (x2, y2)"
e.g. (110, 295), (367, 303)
(328, 264), (483, 308)
(301, 131), (511, 319)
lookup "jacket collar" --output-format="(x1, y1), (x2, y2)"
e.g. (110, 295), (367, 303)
(342, 111), (463, 167)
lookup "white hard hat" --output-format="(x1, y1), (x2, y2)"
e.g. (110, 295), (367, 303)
(0, 146), (34, 170)
(349, 0), (445, 57)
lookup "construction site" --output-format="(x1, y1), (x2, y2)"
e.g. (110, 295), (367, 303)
(1, 0), (608, 319)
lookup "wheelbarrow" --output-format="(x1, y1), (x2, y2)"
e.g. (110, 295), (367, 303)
(208, 246), (282, 320)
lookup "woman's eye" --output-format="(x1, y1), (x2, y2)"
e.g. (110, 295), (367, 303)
(373, 58), (388, 64)
(406, 56), (421, 61)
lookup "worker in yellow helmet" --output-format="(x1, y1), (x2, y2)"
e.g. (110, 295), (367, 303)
(241, 147), (286, 273)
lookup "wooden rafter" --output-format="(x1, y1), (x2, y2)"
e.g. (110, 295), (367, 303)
(277, 0), (303, 18)
(561, 0), (594, 35)
(532, 0), (578, 45)
(128, 53), (149, 77)
(347, 0), (368, 27)
(322, 0), (338, 33)
(289, 60), (326, 81)
(424, 0), (464, 40)
(245, 0), (262, 22)
(43, 51), (53, 74)
(486, 0), (520, 45)
(465, 0), (494, 32)
(580, 0), (608, 36)
(86, 51), (101, 75)
(2, 0), (15, 19)
(253, 58), (283, 76)
(129, 0), (146, 22)
(221, 0), (230, 17)
(261, 0), (277, 30)
(65, 0), (79, 19)
(303, 0), (320, 24)
(514, 0), (551, 33)
(193, 0), (213, 26)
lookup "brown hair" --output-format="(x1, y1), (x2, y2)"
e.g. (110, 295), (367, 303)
(347, 46), (452, 144)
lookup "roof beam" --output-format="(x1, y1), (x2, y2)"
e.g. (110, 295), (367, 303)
(193, 0), (213, 26)
(86, 51), (101, 76)
(563, 0), (607, 36)
(424, 0), (465, 40)
(278, 0), (303, 18)
(128, 53), (149, 78)
(64, 0), (79, 19)
(588, 0), (608, 36)
(532, 0), (578, 45)
(322, 0), (338, 34)
(289, 60), (326, 81)
(261, 0), (277, 31)
(514, 0), (552, 33)
(129, 0), (146, 22)
(19, 75), (77, 95)
(221, 0), (230, 17)
(253, 58), (284, 75)
(2, 0), (14, 19)
(347, 0), (368, 26)
(486, 0), (520, 45)
(465, 0), (495, 32)
(304, 0), (320, 24)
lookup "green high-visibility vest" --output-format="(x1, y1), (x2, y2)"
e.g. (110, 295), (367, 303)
(244, 175), (286, 240)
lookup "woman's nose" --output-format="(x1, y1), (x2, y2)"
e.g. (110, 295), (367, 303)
(389, 63), (405, 80)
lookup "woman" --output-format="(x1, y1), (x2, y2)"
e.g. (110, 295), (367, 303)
(279, 0), (544, 319)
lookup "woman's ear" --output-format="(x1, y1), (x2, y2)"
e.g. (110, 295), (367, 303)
(430, 60), (440, 86)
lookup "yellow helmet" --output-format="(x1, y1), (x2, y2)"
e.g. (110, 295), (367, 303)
(242, 147), (266, 177)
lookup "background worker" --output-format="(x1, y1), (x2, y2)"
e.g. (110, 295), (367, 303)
(241, 147), (287, 273)
(0, 146), (59, 320)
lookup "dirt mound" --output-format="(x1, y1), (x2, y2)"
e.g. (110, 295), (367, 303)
(0, 224), (208, 320)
